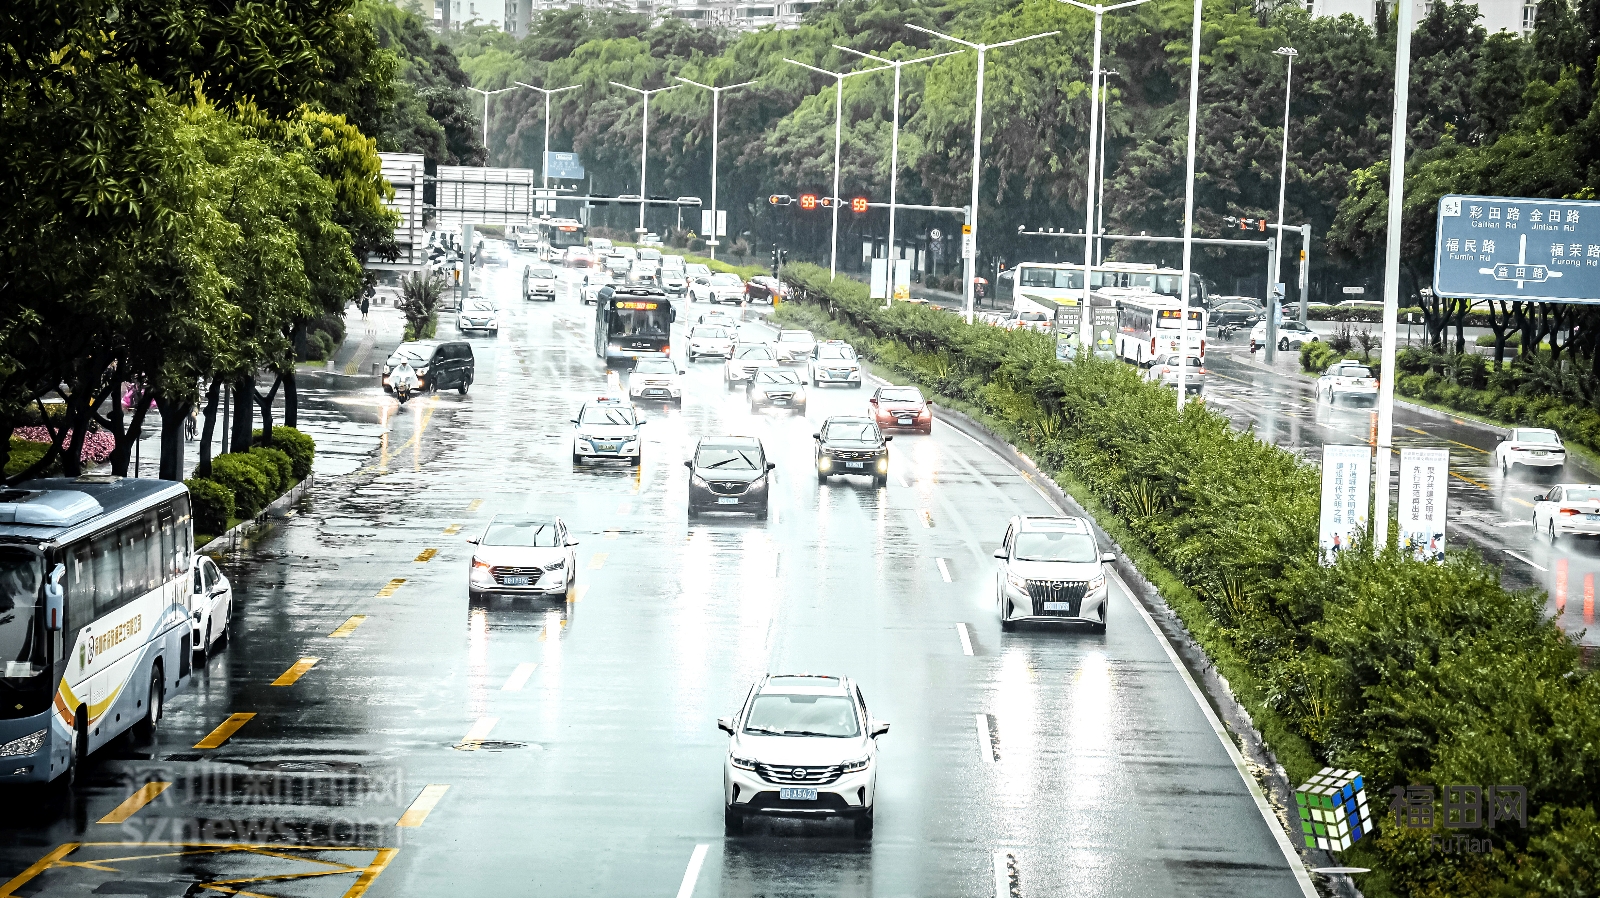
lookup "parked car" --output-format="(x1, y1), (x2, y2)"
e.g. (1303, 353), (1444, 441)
(1249, 319), (1319, 352)
(189, 554), (233, 658)
(1495, 428), (1567, 474)
(382, 340), (476, 394)
(466, 515), (578, 601)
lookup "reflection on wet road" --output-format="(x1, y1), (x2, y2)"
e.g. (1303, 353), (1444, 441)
(5, 260), (1311, 897)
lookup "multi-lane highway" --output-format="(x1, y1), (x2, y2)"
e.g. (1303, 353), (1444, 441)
(3, 258), (1315, 897)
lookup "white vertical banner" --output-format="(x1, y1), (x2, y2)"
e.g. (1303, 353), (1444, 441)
(1320, 445), (1373, 564)
(1399, 448), (1448, 562)
(893, 259), (912, 300)
(715, 209), (727, 237)
(869, 258), (889, 300)
(700, 210), (713, 235)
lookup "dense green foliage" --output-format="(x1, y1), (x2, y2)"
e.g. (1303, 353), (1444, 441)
(364, 0), (488, 164)
(209, 454), (271, 518)
(256, 427), (317, 480)
(777, 261), (1600, 896)
(183, 477), (236, 537)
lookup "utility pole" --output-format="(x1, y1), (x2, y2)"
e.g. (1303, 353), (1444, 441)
(676, 76), (758, 261)
(609, 81), (680, 237)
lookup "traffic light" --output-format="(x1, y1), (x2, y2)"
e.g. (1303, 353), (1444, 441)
(799, 193), (819, 211)
(769, 194), (794, 206)
(851, 196), (869, 214)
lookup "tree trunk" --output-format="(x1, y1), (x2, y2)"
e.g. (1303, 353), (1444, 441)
(197, 378), (221, 478)
(1452, 300), (1468, 356)
(230, 375), (253, 453)
(156, 394), (191, 481)
(1486, 300), (1513, 365)
(283, 368), (298, 428)
(107, 388), (152, 478)
(254, 373), (283, 446)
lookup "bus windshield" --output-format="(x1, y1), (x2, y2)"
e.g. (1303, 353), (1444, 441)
(608, 303), (671, 338)
(1156, 309), (1204, 330)
(549, 225), (586, 249)
(0, 549), (44, 680)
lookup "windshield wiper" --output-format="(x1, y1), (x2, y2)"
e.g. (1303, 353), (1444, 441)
(703, 458), (751, 470)
(743, 725), (785, 735)
(781, 730), (850, 738)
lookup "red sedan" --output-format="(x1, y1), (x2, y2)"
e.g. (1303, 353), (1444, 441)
(869, 386), (932, 434)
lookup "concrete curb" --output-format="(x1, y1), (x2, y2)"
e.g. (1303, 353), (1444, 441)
(201, 473), (314, 557)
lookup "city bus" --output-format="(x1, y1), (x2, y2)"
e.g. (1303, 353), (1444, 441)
(532, 217), (587, 259)
(998, 261), (1208, 318)
(1115, 295), (1207, 365)
(594, 285), (675, 363)
(0, 477), (195, 785)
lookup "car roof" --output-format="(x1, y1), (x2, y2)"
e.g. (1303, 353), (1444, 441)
(585, 396), (633, 407)
(1016, 515), (1091, 534)
(486, 514), (557, 526)
(1515, 427), (1558, 435)
(698, 436), (761, 448)
(762, 674), (849, 696)
(824, 416), (874, 426)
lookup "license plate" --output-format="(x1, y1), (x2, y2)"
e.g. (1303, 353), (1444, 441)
(845, 461), (864, 469)
(772, 399), (788, 405)
(779, 788), (818, 801)
(1533, 450), (1548, 456)
(502, 576), (530, 586)
(1043, 602), (1073, 611)
(1586, 514), (1600, 522)
(717, 497), (739, 505)
(645, 389), (667, 396)
(897, 418), (913, 425)
(597, 443), (618, 452)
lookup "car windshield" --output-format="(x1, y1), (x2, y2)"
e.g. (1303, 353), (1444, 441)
(744, 693), (859, 737)
(1335, 366), (1372, 377)
(818, 345), (856, 360)
(1564, 487), (1600, 501)
(824, 422), (878, 442)
(756, 370), (802, 384)
(878, 388), (922, 402)
(696, 446), (762, 470)
(639, 250), (661, 261)
(481, 521), (559, 548)
(467, 300), (495, 311)
(0, 549), (43, 679)
(389, 345), (431, 365)
(692, 327), (727, 339)
(1518, 430), (1560, 444)
(710, 274), (742, 286)
(1014, 531), (1099, 563)
(1162, 356), (1202, 367)
(579, 406), (636, 426)
(635, 360), (676, 375)
(735, 346), (773, 360)
(529, 267), (555, 278)
(779, 332), (811, 343)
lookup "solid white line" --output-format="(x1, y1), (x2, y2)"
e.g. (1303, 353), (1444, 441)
(993, 851), (1011, 898)
(956, 622), (973, 656)
(676, 843), (710, 898)
(501, 663), (537, 691)
(1505, 549), (1548, 572)
(937, 558), (952, 582)
(976, 713), (995, 763)
(1108, 567), (1319, 898)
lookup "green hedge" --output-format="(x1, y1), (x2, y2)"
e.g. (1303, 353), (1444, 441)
(4, 437), (53, 478)
(777, 261), (1600, 898)
(184, 477), (235, 536)
(209, 453), (270, 517)
(247, 446), (292, 495)
(254, 427), (314, 480)
(1299, 340), (1339, 374)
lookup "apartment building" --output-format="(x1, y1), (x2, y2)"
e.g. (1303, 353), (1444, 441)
(1310, 0), (1542, 35)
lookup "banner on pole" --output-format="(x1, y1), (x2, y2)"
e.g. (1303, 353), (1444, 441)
(870, 259), (888, 300)
(700, 210), (713, 235)
(1319, 445), (1372, 564)
(716, 209), (727, 237)
(893, 259), (911, 300)
(1399, 448), (1449, 562)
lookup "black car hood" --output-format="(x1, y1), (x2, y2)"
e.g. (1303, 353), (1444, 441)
(822, 439), (883, 451)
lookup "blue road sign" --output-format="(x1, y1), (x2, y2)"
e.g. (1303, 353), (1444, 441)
(544, 151), (585, 181)
(1434, 194), (1600, 303)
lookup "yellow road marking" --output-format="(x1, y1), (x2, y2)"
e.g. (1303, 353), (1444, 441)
(574, 584), (589, 603)
(398, 785), (451, 827)
(0, 843), (81, 896)
(328, 615), (368, 638)
(502, 663), (537, 691)
(588, 552), (608, 570)
(1404, 425), (1490, 455)
(375, 578), (406, 598)
(456, 717), (499, 750)
(1451, 471), (1488, 489)
(271, 657), (320, 687)
(1, 844), (396, 898)
(194, 713), (255, 750)
(415, 548), (437, 562)
(97, 783), (171, 824)
(604, 530), (620, 540)
(467, 499), (484, 512)
(1510, 497), (1535, 507)
(443, 524), (461, 535)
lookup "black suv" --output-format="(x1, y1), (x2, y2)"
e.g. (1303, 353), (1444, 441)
(813, 417), (891, 486)
(383, 340), (476, 395)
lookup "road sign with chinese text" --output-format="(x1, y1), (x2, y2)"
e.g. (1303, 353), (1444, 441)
(1434, 195), (1600, 302)
(543, 152), (584, 180)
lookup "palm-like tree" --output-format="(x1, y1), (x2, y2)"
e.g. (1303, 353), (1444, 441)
(399, 270), (445, 339)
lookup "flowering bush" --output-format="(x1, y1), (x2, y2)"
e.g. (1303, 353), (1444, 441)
(11, 426), (116, 466)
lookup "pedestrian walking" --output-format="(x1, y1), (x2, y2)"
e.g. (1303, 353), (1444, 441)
(360, 296), (370, 321)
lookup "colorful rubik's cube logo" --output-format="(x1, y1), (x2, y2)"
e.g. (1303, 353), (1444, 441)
(1296, 767), (1371, 851)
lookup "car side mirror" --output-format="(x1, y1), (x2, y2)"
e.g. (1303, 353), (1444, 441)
(44, 564), (64, 631)
(717, 717), (734, 735)
(1101, 552), (1117, 563)
(767, 462), (776, 470)
(870, 720), (890, 738)
(684, 460), (693, 468)
(571, 418), (579, 424)
(566, 537), (580, 547)
(210, 587), (228, 599)
(812, 432), (821, 439)
(467, 537), (479, 544)
(993, 548), (1008, 560)
(1534, 492), (1546, 501)
(883, 436), (893, 442)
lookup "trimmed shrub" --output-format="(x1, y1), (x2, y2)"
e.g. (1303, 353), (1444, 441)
(209, 453), (270, 518)
(1299, 339), (1338, 374)
(184, 477), (235, 536)
(5, 437), (55, 478)
(254, 427), (314, 480)
(246, 446), (291, 495)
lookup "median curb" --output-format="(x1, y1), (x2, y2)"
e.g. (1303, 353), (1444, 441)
(201, 473), (314, 558)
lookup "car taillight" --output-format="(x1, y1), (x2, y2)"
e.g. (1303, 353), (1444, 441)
(1560, 508), (1580, 516)
(917, 408), (931, 419)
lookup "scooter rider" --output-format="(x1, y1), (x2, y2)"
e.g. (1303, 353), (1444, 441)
(391, 358), (418, 404)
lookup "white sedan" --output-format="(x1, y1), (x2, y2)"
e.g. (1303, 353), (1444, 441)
(1249, 319), (1318, 352)
(693, 273), (746, 304)
(1495, 427), (1567, 473)
(189, 555), (233, 659)
(456, 298), (499, 335)
(467, 515), (579, 601)
(1533, 483), (1600, 541)
(580, 273), (612, 305)
(724, 343), (778, 388)
(628, 357), (684, 404)
(1316, 361), (1379, 405)
(687, 325), (734, 361)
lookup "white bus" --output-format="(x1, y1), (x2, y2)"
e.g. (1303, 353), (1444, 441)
(0, 477), (196, 785)
(997, 261), (1208, 318)
(1115, 295), (1207, 365)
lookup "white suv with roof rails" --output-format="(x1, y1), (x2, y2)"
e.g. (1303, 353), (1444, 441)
(570, 397), (644, 466)
(719, 674), (889, 839)
(994, 516), (1117, 632)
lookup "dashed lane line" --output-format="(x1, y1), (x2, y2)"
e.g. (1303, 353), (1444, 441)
(976, 713), (996, 763)
(588, 552), (609, 570)
(443, 524), (461, 535)
(270, 657), (320, 687)
(956, 622), (974, 656)
(1506, 550), (1548, 572)
(376, 579), (406, 598)
(415, 548), (437, 562)
(675, 844), (710, 898)
(467, 499), (484, 512)
(456, 717), (499, 751)
(1451, 471), (1489, 490)
(397, 785), (450, 827)
(194, 713), (255, 750)
(502, 663), (537, 691)
(937, 558), (952, 582)
(97, 782), (171, 824)
(328, 615), (368, 638)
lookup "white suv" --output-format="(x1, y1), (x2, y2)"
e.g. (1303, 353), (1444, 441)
(719, 674), (888, 839)
(994, 516), (1117, 632)
(571, 397), (644, 466)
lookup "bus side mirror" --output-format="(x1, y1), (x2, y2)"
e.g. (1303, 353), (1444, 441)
(45, 563), (65, 631)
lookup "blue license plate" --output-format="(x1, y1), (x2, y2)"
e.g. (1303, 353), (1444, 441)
(779, 788), (818, 801)
(502, 576), (530, 586)
(717, 497), (739, 505)
(845, 462), (864, 469)
(897, 418), (913, 425)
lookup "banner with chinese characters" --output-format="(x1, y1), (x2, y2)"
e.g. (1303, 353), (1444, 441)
(1320, 445), (1372, 564)
(1433, 195), (1600, 303)
(1399, 448), (1449, 562)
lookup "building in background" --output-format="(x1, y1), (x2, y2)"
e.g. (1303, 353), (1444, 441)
(1310, 0), (1540, 35)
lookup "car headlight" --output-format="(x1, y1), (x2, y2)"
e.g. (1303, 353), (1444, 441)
(730, 754), (757, 770)
(471, 558), (494, 583)
(417, 366), (429, 376)
(622, 434), (638, 443)
(0, 729), (46, 758)
(691, 473), (710, 488)
(841, 756), (870, 773)
(544, 559), (566, 571)
(876, 458), (888, 472)
(1089, 573), (1106, 593)
(1005, 570), (1028, 592)
(818, 456), (832, 469)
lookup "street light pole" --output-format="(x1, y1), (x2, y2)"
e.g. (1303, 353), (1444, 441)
(676, 77), (758, 261)
(1266, 47), (1298, 365)
(1373, 2), (1417, 550)
(1095, 69), (1118, 265)
(467, 86), (516, 166)
(513, 82), (580, 191)
(1058, 0), (1152, 350)
(908, 25), (1060, 324)
(1173, 0), (1203, 407)
(609, 81), (680, 236)
(782, 58), (893, 278)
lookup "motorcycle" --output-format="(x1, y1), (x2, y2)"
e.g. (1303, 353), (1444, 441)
(395, 382), (412, 405)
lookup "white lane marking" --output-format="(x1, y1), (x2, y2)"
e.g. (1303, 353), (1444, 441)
(976, 713), (996, 763)
(1505, 550), (1548, 572)
(1108, 567), (1319, 898)
(956, 622), (974, 656)
(1495, 520), (1532, 528)
(899, 473), (912, 488)
(501, 663), (537, 691)
(937, 558), (952, 582)
(993, 851), (1014, 898)
(676, 844), (710, 898)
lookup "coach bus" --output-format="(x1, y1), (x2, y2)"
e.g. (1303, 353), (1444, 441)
(533, 218), (587, 259)
(0, 477), (195, 785)
(594, 285), (676, 363)
(1115, 295), (1207, 365)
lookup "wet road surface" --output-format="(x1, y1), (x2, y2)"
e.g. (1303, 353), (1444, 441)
(6, 258), (1312, 897)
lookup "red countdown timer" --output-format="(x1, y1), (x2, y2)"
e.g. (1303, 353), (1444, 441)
(851, 197), (869, 214)
(799, 193), (819, 211)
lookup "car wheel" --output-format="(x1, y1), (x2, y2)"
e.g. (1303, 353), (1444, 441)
(571, 452), (583, 465)
(687, 505), (699, 520)
(874, 475), (887, 488)
(458, 382), (468, 395)
(57, 709), (87, 791)
(724, 805), (744, 836)
(853, 809), (874, 840)
(1502, 458), (1510, 474)
(196, 621), (210, 662)
(1093, 602), (1108, 634)
(1550, 520), (1559, 543)
(1279, 337), (1290, 351)
(134, 666), (163, 739)
(756, 506), (769, 521)
(688, 352), (696, 362)
(632, 454), (642, 468)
